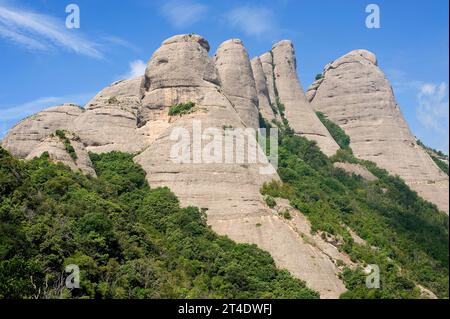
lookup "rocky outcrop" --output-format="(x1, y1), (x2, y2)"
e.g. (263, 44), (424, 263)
(25, 132), (96, 176)
(250, 57), (277, 123)
(86, 76), (143, 114)
(75, 77), (150, 154)
(259, 52), (277, 110)
(1, 104), (84, 159)
(2, 34), (356, 298)
(308, 49), (449, 213)
(270, 41), (340, 156)
(140, 34), (221, 126)
(134, 34), (346, 298)
(215, 39), (260, 129)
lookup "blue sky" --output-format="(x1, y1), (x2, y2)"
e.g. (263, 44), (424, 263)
(0, 0), (449, 153)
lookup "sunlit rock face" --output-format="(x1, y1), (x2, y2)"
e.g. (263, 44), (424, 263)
(308, 49), (449, 213)
(214, 39), (260, 129)
(269, 40), (340, 156)
(1, 104), (84, 159)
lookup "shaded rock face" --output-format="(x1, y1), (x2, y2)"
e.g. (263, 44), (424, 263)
(250, 57), (277, 123)
(309, 50), (449, 213)
(215, 39), (260, 129)
(259, 52), (277, 110)
(25, 132), (96, 176)
(1, 104), (84, 159)
(270, 41), (340, 156)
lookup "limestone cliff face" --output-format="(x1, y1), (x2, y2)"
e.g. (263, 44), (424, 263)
(269, 41), (340, 156)
(214, 39), (260, 129)
(308, 49), (449, 213)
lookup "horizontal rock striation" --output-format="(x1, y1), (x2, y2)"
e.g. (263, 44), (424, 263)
(308, 49), (449, 213)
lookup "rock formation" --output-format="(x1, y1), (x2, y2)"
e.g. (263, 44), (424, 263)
(308, 49), (449, 213)
(250, 57), (277, 123)
(1, 104), (84, 159)
(214, 39), (260, 129)
(75, 76), (150, 154)
(26, 132), (96, 176)
(268, 41), (340, 156)
(6, 34), (445, 297)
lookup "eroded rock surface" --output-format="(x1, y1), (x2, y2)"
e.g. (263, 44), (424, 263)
(270, 41), (340, 156)
(309, 49), (449, 213)
(1, 104), (84, 158)
(215, 39), (260, 128)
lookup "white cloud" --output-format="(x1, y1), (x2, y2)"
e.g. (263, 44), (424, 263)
(161, 0), (208, 28)
(120, 60), (147, 79)
(416, 82), (449, 132)
(224, 5), (280, 39)
(416, 82), (449, 150)
(0, 3), (103, 58)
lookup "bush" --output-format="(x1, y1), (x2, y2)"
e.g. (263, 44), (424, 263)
(264, 196), (276, 208)
(168, 101), (195, 116)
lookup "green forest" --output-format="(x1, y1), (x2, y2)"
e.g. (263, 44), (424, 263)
(0, 148), (318, 299)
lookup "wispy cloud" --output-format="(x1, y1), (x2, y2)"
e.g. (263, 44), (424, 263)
(223, 5), (281, 39)
(160, 0), (208, 29)
(119, 59), (147, 79)
(0, 3), (103, 58)
(416, 82), (449, 135)
(0, 93), (93, 139)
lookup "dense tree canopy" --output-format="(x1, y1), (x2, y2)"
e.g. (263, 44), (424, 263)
(0, 148), (318, 299)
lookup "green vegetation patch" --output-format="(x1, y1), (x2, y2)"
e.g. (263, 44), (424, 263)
(316, 112), (351, 150)
(55, 130), (78, 161)
(168, 101), (195, 116)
